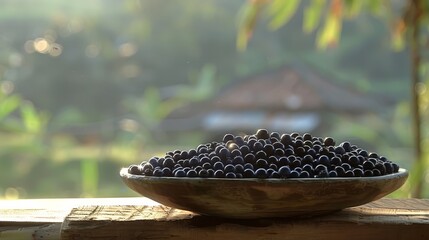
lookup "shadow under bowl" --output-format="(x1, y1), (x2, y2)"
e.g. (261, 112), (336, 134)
(120, 168), (408, 219)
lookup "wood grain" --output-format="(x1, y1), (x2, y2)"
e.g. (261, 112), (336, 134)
(61, 198), (429, 240)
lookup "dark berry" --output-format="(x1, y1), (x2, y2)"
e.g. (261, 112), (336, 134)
(278, 166), (291, 177)
(289, 170), (300, 178)
(341, 163), (352, 171)
(372, 169), (381, 176)
(256, 159), (268, 168)
(364, 170), (373, 177)
(299, 171), (310, 178)
(256, 129), (270, 139)
(270, 171), (280, 178)
(244, 153), (256, 164)
(281, 134), (293, 145)
(255, 168), (268, 178)
(359, 150), (368, 158)
(323, 137), (335, 146)
(253, 142), (264, 152)
(344, 170), (354, 177)
(189, 157), (199, 167)
(128, 165), (143, 175)
(264, 144), (275, 155)
(214, 170), (225, 178)
(330, 156), (342, 166)
(348, 156), (360, 167)
(213, 162), (224, 171)
(277, 156), (290, 167)
(392, 163), (399, 173)
(239, 145), (250, 155)
(223, 134), (235, 143)
(232, 156), (244, 165)
(384, 162), (393, 174)
(318, 155), (330, 166)
(335, 166), (346, 177)
(243, 168), (255, 178)
(235, 164), (244, 173)
(153, 169), (163, 177)
(174, 169), (186, 177)
(334, 146), (345, 155)
(375, 163), (386, 175)
(363, 161), (375, 170)
(224, 164), (235, 173)
(244, 163), (254, 170)
(353, 168), (364, 177)
(340, 142), (352, 152)
(328, 170), (338, 177)
(225, 172), (236, 178)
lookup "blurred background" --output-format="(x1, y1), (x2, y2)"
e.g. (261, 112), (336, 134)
(0, 0), (427, 199)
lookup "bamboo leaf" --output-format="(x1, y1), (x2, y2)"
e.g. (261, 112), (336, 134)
(268, 0), (300, 30)
(303, 0), (325, 33)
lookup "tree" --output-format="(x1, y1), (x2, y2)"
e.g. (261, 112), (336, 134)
(237, 0), (429, 197)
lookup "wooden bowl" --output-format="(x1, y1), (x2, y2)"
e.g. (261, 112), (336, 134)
(120, 168), (408, 219)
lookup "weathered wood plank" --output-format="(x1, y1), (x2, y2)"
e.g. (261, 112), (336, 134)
(0, 197), (157, 223)
(61, 198), (429, 240)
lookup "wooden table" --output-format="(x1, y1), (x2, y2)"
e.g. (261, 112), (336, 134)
(0, 198), (428, 240)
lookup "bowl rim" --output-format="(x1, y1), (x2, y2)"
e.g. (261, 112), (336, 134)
(120, 167), (408, 183)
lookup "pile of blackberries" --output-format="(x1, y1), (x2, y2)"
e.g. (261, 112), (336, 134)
(127, 129), (400, 179)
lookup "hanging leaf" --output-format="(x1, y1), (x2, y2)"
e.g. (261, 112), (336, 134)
(236, 0), (266, 51)
(268, 0), (300, 30)
(303, 0), (325, 33)
(317, 0), (343, 49)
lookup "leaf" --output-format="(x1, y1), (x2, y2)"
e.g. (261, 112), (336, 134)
(317, 0), (343, 49)
(0, 95), (20, 121)
(343, 0), (363, 18)
(303, 0), (325, 33)
(236, 1), (265, 51)
(268, 0), (300, 30)
(20, 102), (42, 133)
